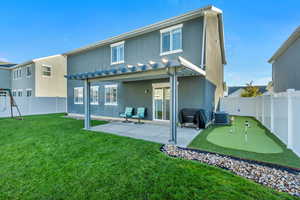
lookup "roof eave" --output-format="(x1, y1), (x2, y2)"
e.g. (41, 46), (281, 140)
(268, 26), (300, 63)
(63, 5), (222, 56)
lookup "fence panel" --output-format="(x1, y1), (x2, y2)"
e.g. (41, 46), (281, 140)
(0, 97), (66, 118)
(221, 90), (299, 157)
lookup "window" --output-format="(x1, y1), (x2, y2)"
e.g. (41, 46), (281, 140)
(111, 41), (124, 65)
(12, 90), (17, 97)
(160, 24), (183, 56)
(105, 85), (117, 105)
(13, 70), (17, 80)
(17, 90), (22, 97)
(74, 87), (83, 104)
(26, 89), (32, 97)
(90, 86), (99, 105)
(0, 91), (6, 96)
(26, 66), (32, 77)
(42, 65), (52, 77)
(17, 68), (22, 79)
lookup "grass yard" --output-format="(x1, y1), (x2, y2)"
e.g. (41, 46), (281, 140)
(189, 116), (300, 169)
(0, 114), (298, 200)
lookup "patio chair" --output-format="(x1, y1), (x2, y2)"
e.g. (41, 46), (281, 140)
(119, 107), (133, 123)
(132, 107), (146, 124)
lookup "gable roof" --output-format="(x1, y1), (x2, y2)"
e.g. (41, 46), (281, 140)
(63, 5), (226, 64)
(268, 26), (300, 63)
(9, 54), (62, 69)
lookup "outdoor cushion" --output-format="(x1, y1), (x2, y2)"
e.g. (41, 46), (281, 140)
(120, 107), (133, 118)
(132, 107), (146, 119)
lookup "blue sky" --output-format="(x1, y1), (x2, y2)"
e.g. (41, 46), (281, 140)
(1, 0), (300, 86)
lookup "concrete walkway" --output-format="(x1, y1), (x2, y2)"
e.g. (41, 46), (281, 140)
(90, 122), (201, 147)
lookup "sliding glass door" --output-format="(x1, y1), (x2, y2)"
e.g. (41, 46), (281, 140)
(153, 87), (170, 120)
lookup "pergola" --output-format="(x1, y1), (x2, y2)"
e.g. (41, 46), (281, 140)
(65, 56), (205, 144)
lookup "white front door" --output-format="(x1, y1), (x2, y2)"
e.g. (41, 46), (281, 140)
(153, 87), (170, 121)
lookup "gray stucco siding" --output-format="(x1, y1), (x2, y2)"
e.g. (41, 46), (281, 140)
(67, 76), (207, 120)
(273, 37), (300, 92)
(67, 17), (204, 76)
(0, 69), (11, 89)
(11, 63), (36, 97)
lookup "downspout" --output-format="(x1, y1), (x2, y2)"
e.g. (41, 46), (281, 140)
(201, 12), (207, 70)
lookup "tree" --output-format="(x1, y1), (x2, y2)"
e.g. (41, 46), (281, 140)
(240, 81), (262, 97)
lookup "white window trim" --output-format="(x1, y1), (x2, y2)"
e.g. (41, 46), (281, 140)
(104, 84), (118, 106)
(42, 65), (52, 78)
(74, 87), (83, 105)
(90, 86), (99, 105)
(26, 66), (32, 78)
(110, 41), (125, 65)
(160, 24), (183, 56)
(17, 89), (23, 97)
(26, 88), (32, 97)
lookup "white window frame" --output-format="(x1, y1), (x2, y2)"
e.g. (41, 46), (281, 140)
(42, 65), (52, 77)
(104, 84), (118, 106)
(26, 66), (32, 78)
(74, 87), (83, 105)
(17, 89), (23, 97)
(90, 86), (99, 105)
(12, 90), (17, 97)
(26, 88), (32, 97)
(160, 24), (183, 56)
(110, 41), (125, 65)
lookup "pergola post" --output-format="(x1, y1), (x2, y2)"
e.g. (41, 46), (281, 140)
(169, 69), (178, 145)
(84, 79), (91, 129)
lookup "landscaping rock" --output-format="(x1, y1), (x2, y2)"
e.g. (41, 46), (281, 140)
(162, 144), (300, 197)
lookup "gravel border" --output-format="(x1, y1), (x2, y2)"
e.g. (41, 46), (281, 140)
(162, 144), (300, 197)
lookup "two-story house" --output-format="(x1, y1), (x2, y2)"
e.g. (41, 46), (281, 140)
(64, 5), (226, 142)
(0, 55), (67, 116)
(268, 26), (300, 92)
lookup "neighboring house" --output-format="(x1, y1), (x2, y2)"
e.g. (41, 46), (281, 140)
(0, 61), (16, 89)
(268, 26), (300, 93)
(0, 55), (67, 116)
(226, 86), (267, 97)
(64, 6), (226, 124)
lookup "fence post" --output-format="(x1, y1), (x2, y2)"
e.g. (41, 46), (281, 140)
(270, 94), (274, 133)
(261, 95), (265, 125)
(287, 89), (294, 149)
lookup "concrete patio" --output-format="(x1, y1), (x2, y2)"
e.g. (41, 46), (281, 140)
(90, 122), (201, 147)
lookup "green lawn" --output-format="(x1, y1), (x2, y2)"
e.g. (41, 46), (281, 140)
(0, 114), (298, 200)
(189, 116), (300, 169)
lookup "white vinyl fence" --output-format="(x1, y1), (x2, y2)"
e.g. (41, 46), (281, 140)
(0, 97), (66, 118)
(221, 89), (300, 157)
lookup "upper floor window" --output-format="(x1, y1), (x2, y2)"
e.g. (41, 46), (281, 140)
(90, 86), (99, 105)
(42, 65), (52, 77)
(74, 87), (83, 104)
(105, 85), (117, 106)
(160, 24), (183, 56)
(13, 68), (22, 80)
(111, 41), (124, 65)
(26, 66), (32, 77)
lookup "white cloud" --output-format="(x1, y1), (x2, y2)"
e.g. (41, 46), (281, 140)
(0, 57), (8, 62)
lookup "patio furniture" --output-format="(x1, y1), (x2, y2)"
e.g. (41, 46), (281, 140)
(178, 108), (208, 129)
(132, 107), (146, 124)
(120, 107), (133, 123)
(214, 112), (229, 125)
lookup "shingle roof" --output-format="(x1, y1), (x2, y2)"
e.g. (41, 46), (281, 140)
(0, 61), (17, 68)
(228, 86), (267, 96)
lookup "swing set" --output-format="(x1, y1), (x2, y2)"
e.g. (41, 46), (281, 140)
(0, 88), (23, 120)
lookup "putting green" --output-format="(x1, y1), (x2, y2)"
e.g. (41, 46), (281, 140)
(207, 117), (283, 154)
